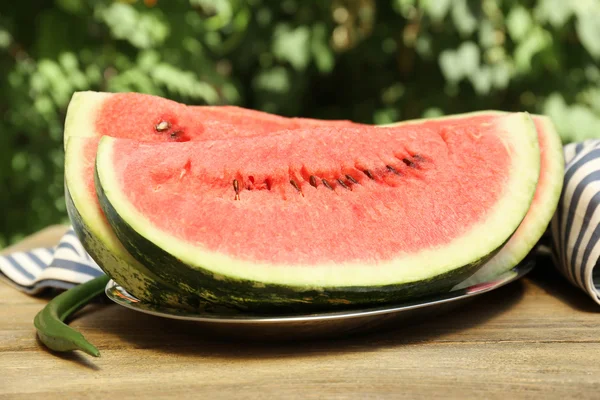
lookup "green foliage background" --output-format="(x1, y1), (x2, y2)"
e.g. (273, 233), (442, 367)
(1, 0), (600, 246)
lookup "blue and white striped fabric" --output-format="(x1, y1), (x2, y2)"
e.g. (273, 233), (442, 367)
(0, 229), (103, 294)
(552, 140), (600, 305)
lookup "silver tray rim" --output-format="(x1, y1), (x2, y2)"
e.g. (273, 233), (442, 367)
(105, 262), (533, 325)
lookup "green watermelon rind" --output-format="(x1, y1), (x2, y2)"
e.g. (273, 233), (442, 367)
(64, 138), (204, 310)
(101, 198), (494, 311)
(94, 112), (540, 311)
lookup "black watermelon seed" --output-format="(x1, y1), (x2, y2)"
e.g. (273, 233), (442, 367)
(337, 179), (350, 190)
(345, 174), (358, 184)
(322, 179), (333, 190)
(402, 158), (416, 168)
(386, 165), (400, 175)
(290, 179), (302, 193)
(170, 130), (183, 139)
(233, 179), (240, 200)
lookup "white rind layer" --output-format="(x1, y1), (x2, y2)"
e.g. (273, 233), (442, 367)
(63, 91), (112, 149)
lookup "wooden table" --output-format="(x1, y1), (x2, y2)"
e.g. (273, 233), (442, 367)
(2, 226), (600, 399)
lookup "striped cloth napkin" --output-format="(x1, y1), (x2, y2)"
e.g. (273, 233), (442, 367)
(1, 141), (600, 305)
(0, 229), (103, 294)
(551, 140), (600, 305)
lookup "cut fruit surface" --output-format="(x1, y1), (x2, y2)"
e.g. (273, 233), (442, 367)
(455, 114), (563, 286)
(383, 112), (564, 286)
(64, 91), (358, 147)
(64, 91), (358, 307)
(95, 112), (540, 310)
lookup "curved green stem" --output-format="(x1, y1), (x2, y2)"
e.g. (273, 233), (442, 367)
(34, 275), (110, 357)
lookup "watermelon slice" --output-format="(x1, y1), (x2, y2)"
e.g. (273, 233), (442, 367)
(64, 92), (357, 306)
(64, 91), (560, 310)
(382, 112), (564, 287)
(454, 114), (563, 287)
(94, 113), (540, 310)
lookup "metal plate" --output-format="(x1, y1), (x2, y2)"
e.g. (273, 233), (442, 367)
(105, 262), (533, 340)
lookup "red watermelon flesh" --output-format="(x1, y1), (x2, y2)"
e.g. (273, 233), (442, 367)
(384, 112), (563, 284)
(67, 92), (359, 250)
(456, 114), (563, 285)
(102, 117), (527, 267)
(65, 91), (359, 145)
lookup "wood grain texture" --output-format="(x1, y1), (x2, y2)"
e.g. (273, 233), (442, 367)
(1, 230), (600, 399)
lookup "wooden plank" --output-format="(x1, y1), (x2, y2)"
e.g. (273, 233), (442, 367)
(1, 230), (600, 398)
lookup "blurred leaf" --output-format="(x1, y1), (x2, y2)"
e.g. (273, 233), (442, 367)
(392, 0), (417, 17)
(273, 24), (311, 71)
(514, 26), (551, 73)
(190, 0), (234, 31)
(100, 3), (170, 49)
(478, 20), (497, 48)
(543, 93), (567, 122)
(256, 7), (272, 27)
(507, 6), (532, 41)
(373, 107), (400, 125)
(438, 41), (479, 86)
(491, 61), (512, 89)
(415, 35), (432, 58)
(585, 65), (600, 82)
(56, 0), (85, 14)
(138, 50), (162, 72)
(567, 105), (600, 142)
(422, 107), (444, 118)
(422, 0), (451, 22)
(381, 83), (405, 105)
(470, 66), (492, 95)
(534, 0), (572, 28)
(582, 87), (600, 114)
(11, 152), (28, 172)
(0, 28), (12, 49)
(451, 0), (477, 36)
(458, 41), (480, 77)
(439, 49), (462, 82)
(570, 0), (600, 19)
(150, 64), (219, 103)
(311, 23), (335, 73)
(576, 11), (600, 59)
(253, 67), (291, 93)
